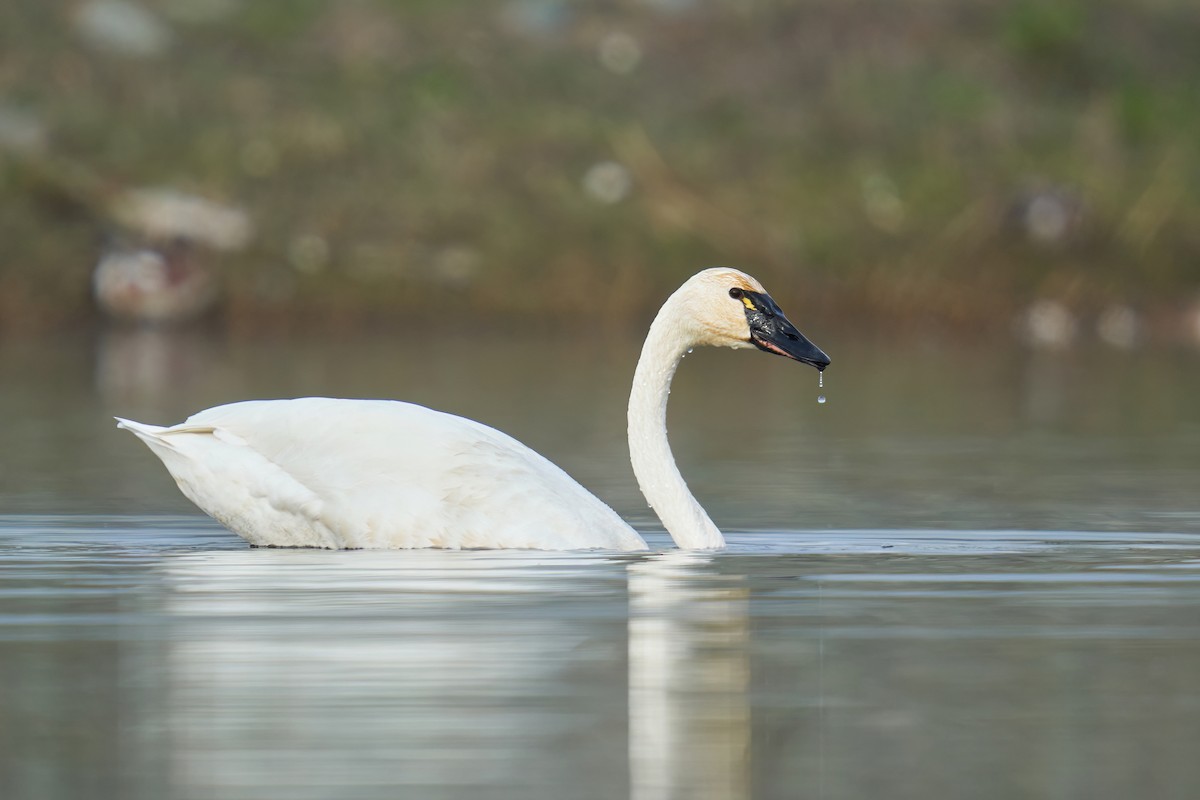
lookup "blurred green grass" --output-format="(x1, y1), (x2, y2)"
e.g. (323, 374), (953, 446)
(1, 0), (1198, 333)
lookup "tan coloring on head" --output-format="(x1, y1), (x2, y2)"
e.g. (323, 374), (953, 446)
(671, 267), (770, 350)
(705, 267), (763, 294)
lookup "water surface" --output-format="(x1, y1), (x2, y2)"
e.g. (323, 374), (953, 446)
(2, 330), (1199, 798)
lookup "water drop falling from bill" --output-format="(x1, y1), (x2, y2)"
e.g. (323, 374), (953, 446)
(818, 371), (826, 404)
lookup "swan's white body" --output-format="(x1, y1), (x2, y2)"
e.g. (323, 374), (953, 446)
(119, 268), (828, 551)
(118, 399), (643, 550)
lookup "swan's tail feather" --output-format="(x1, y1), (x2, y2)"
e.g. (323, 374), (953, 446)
(116, 417), (167, 437)
(116, 416), (185, 457)
(116, 417), (220, 436)
(115, 416), (153, 430)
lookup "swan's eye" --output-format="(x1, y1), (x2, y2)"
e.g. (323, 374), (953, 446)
(728, 287), (743, 300)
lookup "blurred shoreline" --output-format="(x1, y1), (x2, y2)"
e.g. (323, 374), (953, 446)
(2, 1), (1198, 344)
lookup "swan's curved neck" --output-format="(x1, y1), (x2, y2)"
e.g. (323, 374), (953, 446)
(628, 296), (725, 550)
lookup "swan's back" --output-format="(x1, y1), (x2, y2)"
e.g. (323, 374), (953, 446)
(120, 398), (645, 550)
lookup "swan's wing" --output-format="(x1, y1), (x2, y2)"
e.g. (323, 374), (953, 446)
(123, 399), (645, 550)
(117, 414), (340, 547)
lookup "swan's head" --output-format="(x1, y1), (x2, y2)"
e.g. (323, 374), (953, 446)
(676, 267), (830, 370)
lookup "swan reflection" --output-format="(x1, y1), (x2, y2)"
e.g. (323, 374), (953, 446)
(629, 552), (750, 800)
(155, 548), (625, 798)
(152, 546), (751, 798)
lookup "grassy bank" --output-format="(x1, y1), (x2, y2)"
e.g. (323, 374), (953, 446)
(2, 0), (1199, 336)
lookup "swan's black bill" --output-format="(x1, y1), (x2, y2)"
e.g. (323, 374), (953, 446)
(743, 291), (830, 371)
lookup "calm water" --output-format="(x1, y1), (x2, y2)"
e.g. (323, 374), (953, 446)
(2, 328), (1200, 799)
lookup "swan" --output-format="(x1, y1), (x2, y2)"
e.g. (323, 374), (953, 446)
(117, 267), (830, 550)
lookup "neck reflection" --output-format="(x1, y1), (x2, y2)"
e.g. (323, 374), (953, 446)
(628, 552), (750, 800)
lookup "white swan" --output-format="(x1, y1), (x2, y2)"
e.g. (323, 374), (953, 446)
(117, 267), (829, 550)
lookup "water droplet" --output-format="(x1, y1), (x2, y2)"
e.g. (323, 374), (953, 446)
(818, 395), (826, 404)
(687, 348), (693, 354)
(819, 372), (823, 389)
